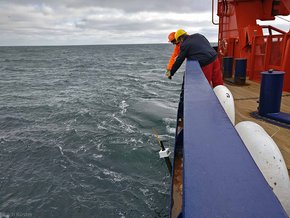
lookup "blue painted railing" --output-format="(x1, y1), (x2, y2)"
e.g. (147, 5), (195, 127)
(182, 60), (287, 217)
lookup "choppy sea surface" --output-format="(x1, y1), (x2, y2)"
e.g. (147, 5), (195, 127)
(0, 44), (184, 217)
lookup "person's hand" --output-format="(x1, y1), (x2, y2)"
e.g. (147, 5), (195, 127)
(165, 70), (172, 80)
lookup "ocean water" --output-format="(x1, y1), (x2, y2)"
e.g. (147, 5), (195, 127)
(0, 44), (184, 217)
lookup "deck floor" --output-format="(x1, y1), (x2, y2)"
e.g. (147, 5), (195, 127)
(225, 80), (290, 173)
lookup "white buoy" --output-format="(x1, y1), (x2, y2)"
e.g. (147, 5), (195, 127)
(213, 85), (235, 125)
(235, 121), (290, 215)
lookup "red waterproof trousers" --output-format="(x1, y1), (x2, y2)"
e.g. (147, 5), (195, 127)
(201, 57), (224, 88)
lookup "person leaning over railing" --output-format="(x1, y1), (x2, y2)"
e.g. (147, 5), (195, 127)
(166, 29), (224, 119)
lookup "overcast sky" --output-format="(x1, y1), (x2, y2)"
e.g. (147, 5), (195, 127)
(0, 0), (289, 46)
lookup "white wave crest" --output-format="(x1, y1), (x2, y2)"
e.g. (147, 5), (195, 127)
(119, 100), (129, 115)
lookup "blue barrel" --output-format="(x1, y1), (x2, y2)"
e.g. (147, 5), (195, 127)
(258, 70), (285, 116)
(234, 58), (247, 84)
(222, 57), (233, 78)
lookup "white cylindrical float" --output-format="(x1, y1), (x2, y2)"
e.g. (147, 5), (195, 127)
(235, 121), (290, 215)
(213, 85), (235, 125)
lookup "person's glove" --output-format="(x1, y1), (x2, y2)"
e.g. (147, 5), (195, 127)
(165, 70), (172, 80)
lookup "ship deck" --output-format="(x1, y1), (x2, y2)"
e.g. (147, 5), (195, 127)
(225, 79), (290, 173)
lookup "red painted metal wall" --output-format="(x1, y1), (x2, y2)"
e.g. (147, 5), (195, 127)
(216, 0), (290, 91)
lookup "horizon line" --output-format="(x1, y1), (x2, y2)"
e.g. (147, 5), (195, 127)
(0, 42), (218, 47)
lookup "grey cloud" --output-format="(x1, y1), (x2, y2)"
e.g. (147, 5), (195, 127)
(76, 15), (204, 32)
(6, 0), (210, 13)
(0, 0), (217, 45)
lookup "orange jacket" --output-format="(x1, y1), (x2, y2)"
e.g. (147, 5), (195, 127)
(167, 43), (180, 70)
